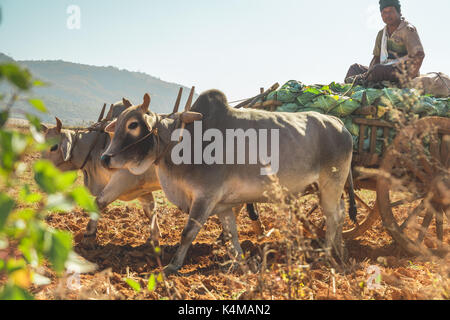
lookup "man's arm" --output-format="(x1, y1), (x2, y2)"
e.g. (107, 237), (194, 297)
(403, 25), (425, 78)
(369, 55), (380, 69)
(406, 51), (425, 78)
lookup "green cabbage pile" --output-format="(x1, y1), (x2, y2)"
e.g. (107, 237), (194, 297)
(267, 80), (450, 153)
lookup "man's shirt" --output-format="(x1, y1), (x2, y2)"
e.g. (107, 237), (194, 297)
(373, 18), (424, 62)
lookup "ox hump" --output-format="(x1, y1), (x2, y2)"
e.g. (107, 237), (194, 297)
(191, 89), (229, 116)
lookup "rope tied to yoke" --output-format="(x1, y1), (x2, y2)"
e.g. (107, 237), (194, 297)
(106, 115), (181, 166)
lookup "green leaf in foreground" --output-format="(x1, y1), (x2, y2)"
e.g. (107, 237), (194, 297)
(46, 193), (75, 212)
(34, 160), (77, 194)
(0, 111), (9, 128)
(6, 258), (27, 274)
(0, 64), (33, 91)
(0, 284), (34, 300)
(70, 187), (98, 214)
(148, 274), (156, 292)
(18, 185), (42, 204)
(32, 80), (47, 87)
(48, 230), (72, 274)
(26, 114), (46, 144)
(125, 278), (141, 293)
(0, 193), (15, 230)
(28, 99), (47, 113)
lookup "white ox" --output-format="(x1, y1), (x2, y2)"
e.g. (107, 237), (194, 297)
(101, 91), (357, 275)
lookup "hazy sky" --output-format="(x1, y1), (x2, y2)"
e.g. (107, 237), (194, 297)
(1, 0), (449, 102)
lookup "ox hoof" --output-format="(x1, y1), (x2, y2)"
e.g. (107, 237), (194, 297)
(163, 264), (180, 277)
(81, 234), (97, 248)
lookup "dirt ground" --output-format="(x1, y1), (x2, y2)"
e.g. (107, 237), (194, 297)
(2, 153), (450, 300)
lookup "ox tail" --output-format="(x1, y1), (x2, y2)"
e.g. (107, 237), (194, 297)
(347, 169), (358, 224)
(246, 203), (259, 221)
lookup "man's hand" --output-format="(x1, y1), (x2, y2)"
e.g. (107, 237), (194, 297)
(407, 51), (425, 78)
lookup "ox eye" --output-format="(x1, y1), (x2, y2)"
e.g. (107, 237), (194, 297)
(50, 144), (58, 152)
(128, 122), (139, 130)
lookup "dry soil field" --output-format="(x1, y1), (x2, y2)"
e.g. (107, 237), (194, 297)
(2, 150), (449, 300)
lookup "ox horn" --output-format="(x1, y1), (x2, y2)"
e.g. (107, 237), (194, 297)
(97, 103), (107, 122)
(55, 117), (62, 133)
(172, 87), (183, 114)
(122, 98), (132, 108)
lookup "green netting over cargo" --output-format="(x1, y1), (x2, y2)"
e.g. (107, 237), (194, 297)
(266, 80), (450, 153)
(268, 81), (449, 118)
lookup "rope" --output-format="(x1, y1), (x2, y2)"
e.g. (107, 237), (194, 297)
(228, 97), (250, 104)
(432, 72), (450, 93)
(80, 131), (103, 170)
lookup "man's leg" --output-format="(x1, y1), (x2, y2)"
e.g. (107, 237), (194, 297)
(366, 64), (400, 83)
(345, 64), (369, 83)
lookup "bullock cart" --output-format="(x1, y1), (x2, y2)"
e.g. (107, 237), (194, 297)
(236, 84), (450, 257)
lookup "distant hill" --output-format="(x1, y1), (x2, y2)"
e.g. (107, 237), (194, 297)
(0, 53), (196, 125)
(0, 53), (15, 63)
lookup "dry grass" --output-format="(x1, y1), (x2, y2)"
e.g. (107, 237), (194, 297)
(1, 150), (447, 300)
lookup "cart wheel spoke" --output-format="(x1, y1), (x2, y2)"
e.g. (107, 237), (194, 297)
(418, 155), (435, 175)
(441, 135), (449, 168)
(402, 157), (429, 185)
(354, 193), (372, 211)
(435, 208), (444, 249)
(416, 209), (434, 244)
(377, 118), (450, 257)
(390, 199), (408, 208)
(303, 189), (380, 241)
(400, 200), (424, 231)
(429, 132), (441, 164)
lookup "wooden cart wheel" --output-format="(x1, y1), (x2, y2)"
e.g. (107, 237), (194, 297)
(377, 117), (450, 257)
(303, 189), (380, 240)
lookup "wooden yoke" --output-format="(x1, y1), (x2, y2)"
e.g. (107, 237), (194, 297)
(235, 83), (280, 109)
(97, 103), (107, 122)
(178, 86), (195, 141)
(172, 87), (183, 114)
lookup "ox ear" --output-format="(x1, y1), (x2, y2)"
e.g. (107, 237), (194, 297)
(145, 114), (171, 144)
(180, 111), (203, 124)
(140, 93), (151, 113)
(41, 124), (49, 133)
(105, 119), (117, 133)
(122, 98), (133, 108)
(55, 117), (62, 133)
(61, 131), (74, 162)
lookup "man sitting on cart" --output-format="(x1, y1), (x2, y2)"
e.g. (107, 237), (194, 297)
(345, 0), (425, 86)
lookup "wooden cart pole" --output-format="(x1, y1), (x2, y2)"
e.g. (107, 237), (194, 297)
(179, 86), (195, 141)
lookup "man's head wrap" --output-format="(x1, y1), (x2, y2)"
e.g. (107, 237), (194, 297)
(379, 0), (401, 14)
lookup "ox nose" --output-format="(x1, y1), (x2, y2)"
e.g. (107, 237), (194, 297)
(101, 154), (111, 168)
